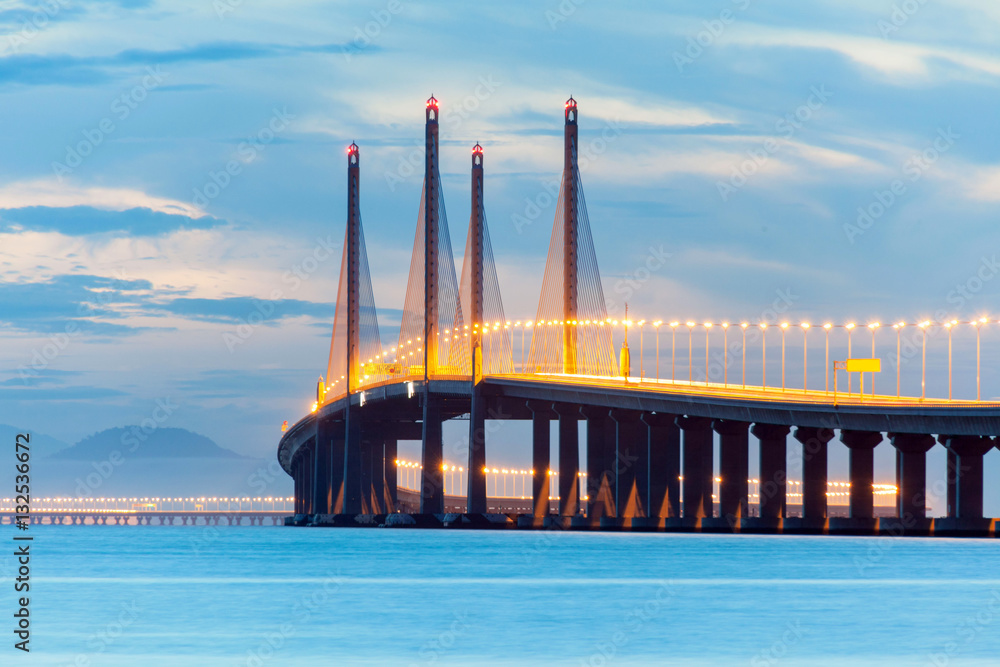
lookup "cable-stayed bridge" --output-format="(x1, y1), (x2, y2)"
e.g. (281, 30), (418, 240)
(278, 96), (1000, 536)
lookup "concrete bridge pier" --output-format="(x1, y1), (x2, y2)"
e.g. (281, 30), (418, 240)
(360, 432), (374, 514)
(314, 416), (341, 514)
(419, 396), (445, 514)
(889, 433), (935, 523)
(644, 412), (680, 521)
(941, 435), (994, 519)
(292, 459), (302, 514)
(344, 404), (365, 514)
(466, 392), (488, 514)
(303, 445), (315, 516)
(383, 436), (398, 512)
(714, 420), (749, 526)
(794, 426), (833, 525)
(677, 416), (712, 522)
(553, 403), (580, 518)
(527, 401), (554, 522)
(581, 406), (614, 524)
(368, 434), (386, 514)
(839, 430), (882, 531)
(610, 409), (646, 521)
(313, 427), (332, 515)
(753, 423), (791, 522)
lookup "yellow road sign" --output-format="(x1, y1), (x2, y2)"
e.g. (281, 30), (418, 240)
(846, 358), (881, 373)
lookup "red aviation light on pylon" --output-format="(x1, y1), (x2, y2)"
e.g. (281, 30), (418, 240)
(347, 142), (359, 155)
(565, 96), (577, 124)
(565, 96), (577, 108)
(426, 95), (439, 123)
(347, 142), (359, 165)
(472, 142), (483, 155)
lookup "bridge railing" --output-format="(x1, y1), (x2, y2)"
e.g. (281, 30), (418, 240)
(488, 317), (999, 403)
(315, 317), (1000, 408)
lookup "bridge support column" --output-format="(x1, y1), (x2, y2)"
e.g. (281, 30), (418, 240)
(345, 404), (365, 515)
(644, 413), (680, 519)
(889, 433), (935, 520)
(714, 420), (749, 524)
(553, 403), (580, 517)
(941, 435), (993, 519)
(677, 416), (712, 519)
(323, 419), (345, 514)
(528, 401), (554, 518)
(753, 423), (791, 520)
(383, 436), (398, 513)
(946, 448), (958, 517)
(841, 430), (882, 519)
(370, 436), (385, 514)
(581, 406), (614, 522)
(292, 461), (301, 514)
(313, 429), (331, 515)
(794, 427), (833, 520)
(420, 396), (445, 514)
(360, 433), (375, 514)
(467, 389), (487, 514)
(610, 409), (646, 519)
(304, 446), (315, 515)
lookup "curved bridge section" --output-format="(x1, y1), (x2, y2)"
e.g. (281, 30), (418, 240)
(278, 97), (1000, 536)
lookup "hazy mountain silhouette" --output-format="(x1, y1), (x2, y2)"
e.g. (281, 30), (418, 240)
(51, 426), (247, 460)
(0, 424), (69, 458)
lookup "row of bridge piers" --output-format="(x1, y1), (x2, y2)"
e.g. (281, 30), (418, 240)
(289, 399), (999, 535)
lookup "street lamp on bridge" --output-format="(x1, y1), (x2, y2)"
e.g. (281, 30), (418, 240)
(780, 322), (789, 391)
(801, 323), (810, 393)
(670, 322), (679, 382)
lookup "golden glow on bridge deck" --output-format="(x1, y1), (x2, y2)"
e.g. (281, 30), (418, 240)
(492, 372), (1000, 408)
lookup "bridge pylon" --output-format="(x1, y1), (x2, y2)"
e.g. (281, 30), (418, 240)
(527, 97), (616, 377)
(467, 144), (487, 513)
(563, 97), (579, 374)
(395, 96), (464, 514)
(320, 143), (384, 514)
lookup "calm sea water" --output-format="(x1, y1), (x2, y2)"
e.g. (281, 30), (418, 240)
(5, 526), (1000, 666)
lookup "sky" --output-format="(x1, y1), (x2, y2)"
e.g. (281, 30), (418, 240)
(1, 0), (999, 501)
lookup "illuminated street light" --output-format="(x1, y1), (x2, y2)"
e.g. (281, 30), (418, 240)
(670, 322), (679, 382)
(893, 322), (904, 397)
(801, 323), (810, 393)
(638, 320), (646, 381)
(653, 321), (662, 381)
(976, 316), (987, 400)
(918, 320), (931, 399)
(686, 321), (696, 384)
(846, 322), (856, 393)
(721, 322), (730, 387)
(760, 322), (768, 389)
(703, 321), (713, 385)
(868, 322), (880, 396)
(823, 323), (833, 393)
(780, 322), (789, 391)
(945, 319), (957, 400)
(740, 322), (749, 388)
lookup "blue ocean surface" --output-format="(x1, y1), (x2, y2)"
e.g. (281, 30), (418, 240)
(4, 526), (1000, 666)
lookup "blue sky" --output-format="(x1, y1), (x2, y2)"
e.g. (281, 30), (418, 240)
(1, 1), (999, 502)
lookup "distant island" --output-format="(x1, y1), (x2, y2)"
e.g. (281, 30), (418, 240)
(1, 425), (289, 498)
(51, 426), (248, 460)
